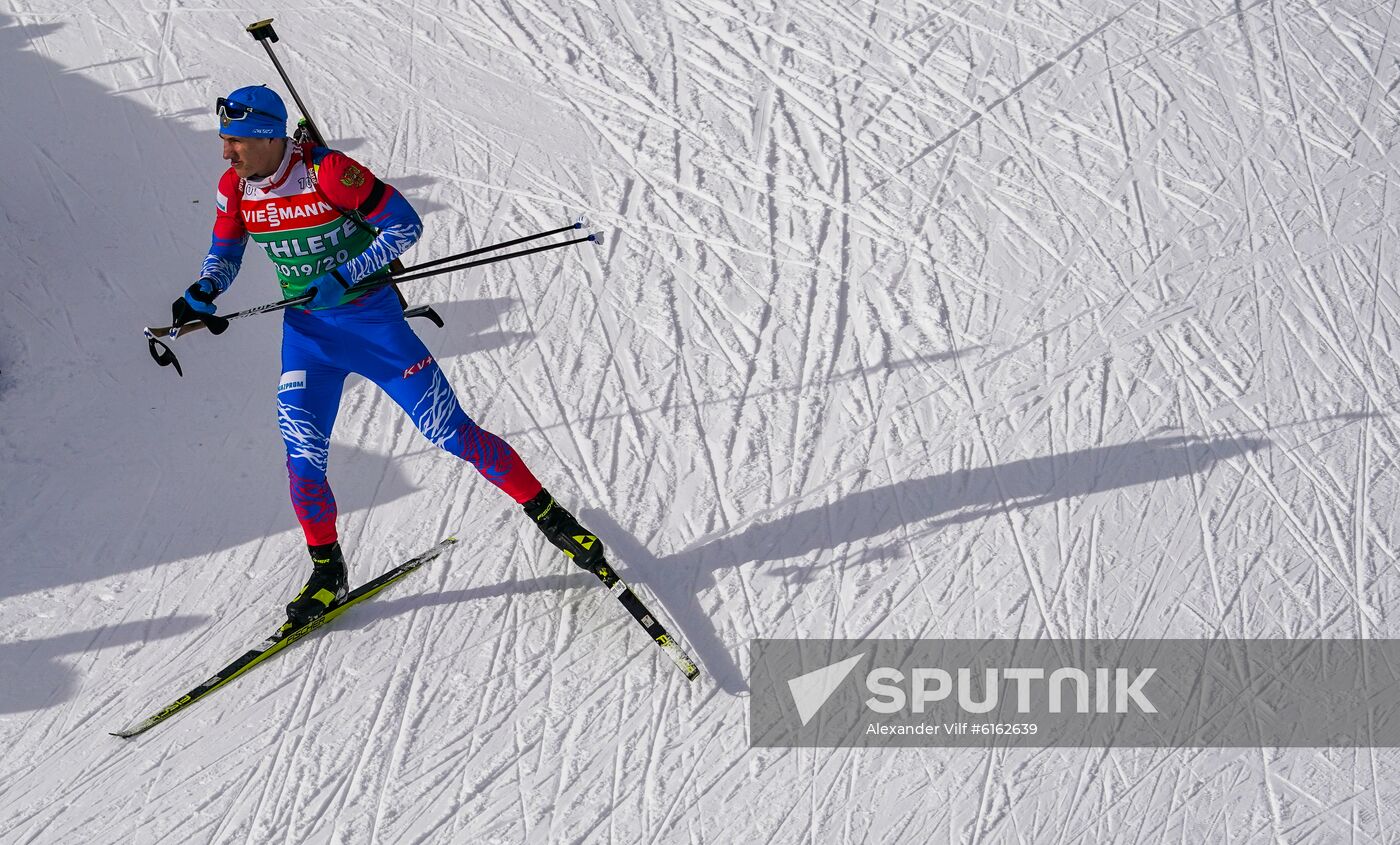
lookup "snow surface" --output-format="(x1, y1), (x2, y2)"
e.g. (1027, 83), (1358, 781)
(3, 0), (1400, 841)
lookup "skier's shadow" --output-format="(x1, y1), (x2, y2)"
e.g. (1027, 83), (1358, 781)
(0, 616), (206, 714)
(580, 433), (1267, 693)
(360, 434), (1267, 694)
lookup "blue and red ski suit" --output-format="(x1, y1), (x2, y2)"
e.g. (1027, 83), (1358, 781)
(199, 141), (542, 545)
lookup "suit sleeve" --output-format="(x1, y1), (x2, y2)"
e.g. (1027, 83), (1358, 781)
(315, 151), (422, 284)
(199, 169), (248, 292)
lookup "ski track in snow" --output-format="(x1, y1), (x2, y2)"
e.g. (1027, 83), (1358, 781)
(4, 0), (1400, 841)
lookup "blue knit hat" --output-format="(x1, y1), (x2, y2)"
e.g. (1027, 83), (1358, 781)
(216, 85), (287, 138)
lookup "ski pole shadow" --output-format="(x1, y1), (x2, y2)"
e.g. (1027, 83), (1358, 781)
(0, 616), (206, 714)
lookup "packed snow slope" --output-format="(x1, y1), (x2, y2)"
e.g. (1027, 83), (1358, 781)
(4, 0), (1400, 842)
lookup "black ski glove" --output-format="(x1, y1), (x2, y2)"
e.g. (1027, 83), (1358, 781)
(171, 279), (229, 334)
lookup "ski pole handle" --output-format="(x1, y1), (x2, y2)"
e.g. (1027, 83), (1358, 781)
(245, 18), (278, 42)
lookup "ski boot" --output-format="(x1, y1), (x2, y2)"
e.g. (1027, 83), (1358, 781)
(285, 541), (349, 629)
(523, 489), (605, 573)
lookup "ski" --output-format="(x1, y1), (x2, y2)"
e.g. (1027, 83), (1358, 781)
(111, 537), (458, 739)
(591, 561), (700, 681)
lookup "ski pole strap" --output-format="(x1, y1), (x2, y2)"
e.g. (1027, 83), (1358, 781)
(145, 337), (183, 377)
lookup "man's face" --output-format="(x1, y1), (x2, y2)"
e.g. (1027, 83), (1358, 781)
(221, 135), (284, 180)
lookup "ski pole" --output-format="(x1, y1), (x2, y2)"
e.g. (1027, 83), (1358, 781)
(397, 216), (589, 276)
(392, 232), (601, 284)
(149, 223), (598, 340)
(144, 230), (603, 376)
(245, 17), (422, 312)
(245, 19), (327, 147)
(243, 20), (589, 310)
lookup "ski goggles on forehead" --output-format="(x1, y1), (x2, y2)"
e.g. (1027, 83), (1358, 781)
(216, 97), (270, 121)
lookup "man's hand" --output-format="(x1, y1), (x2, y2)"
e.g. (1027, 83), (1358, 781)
(171, 278), (220, 328)
(305, 269), (352, 310)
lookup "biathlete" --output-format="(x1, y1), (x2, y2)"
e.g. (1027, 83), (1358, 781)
(171, 85), (605, 629)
